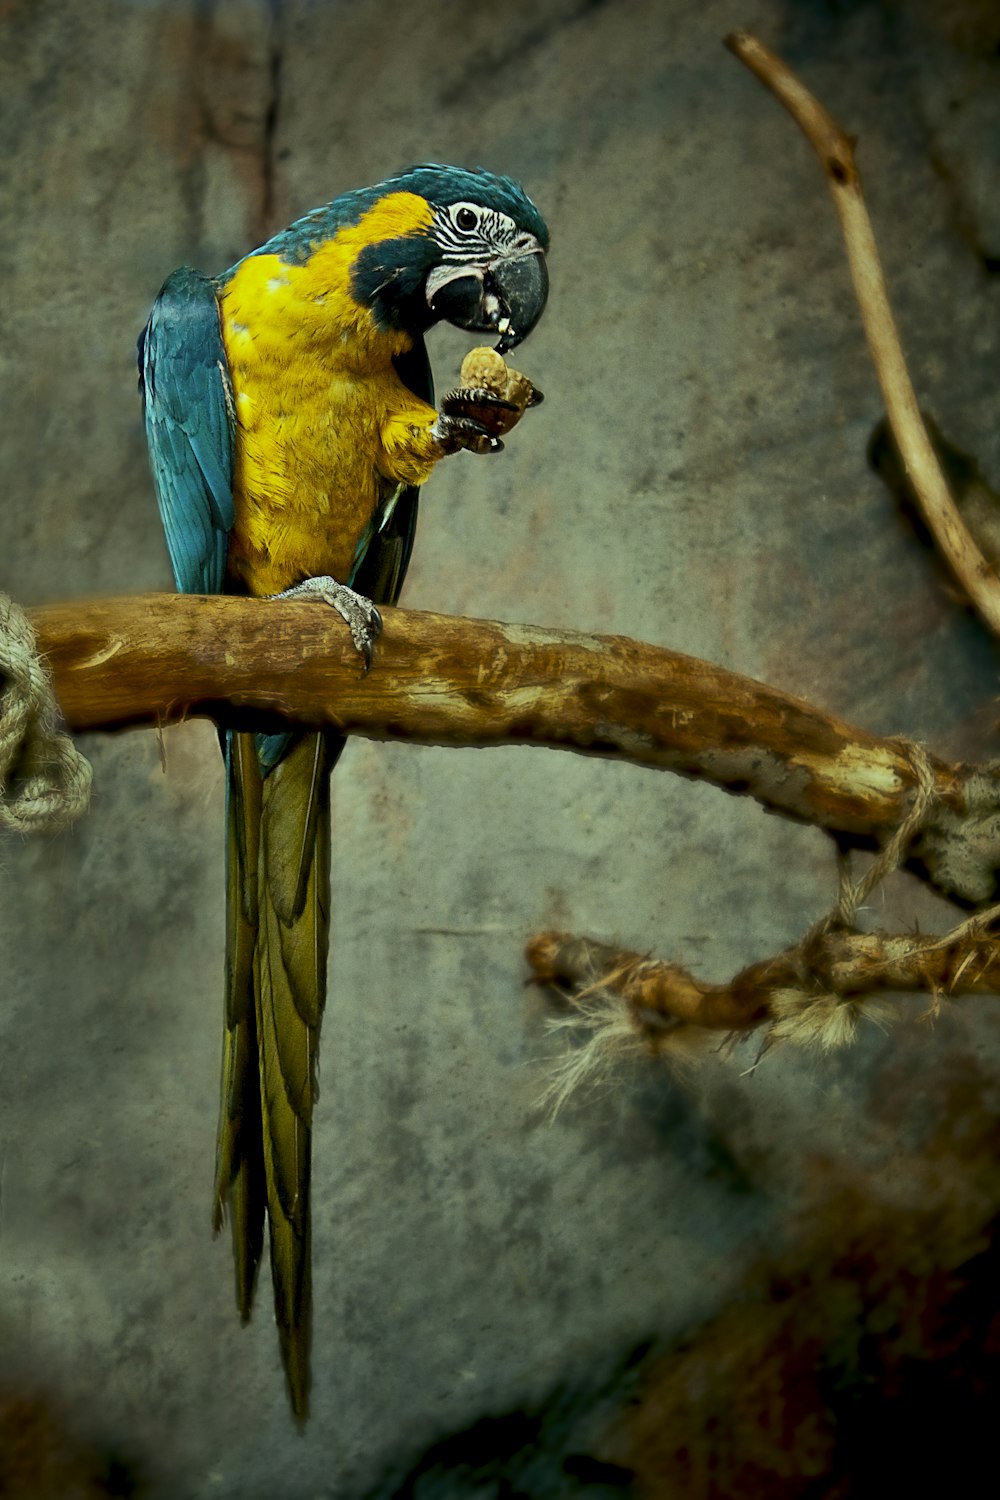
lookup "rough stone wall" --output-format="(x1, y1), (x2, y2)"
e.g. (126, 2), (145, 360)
(1, 2), (999, 1495)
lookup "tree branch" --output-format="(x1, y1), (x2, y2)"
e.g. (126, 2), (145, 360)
(24, 593), (1000, 905)
(725, 28), (1000, 638)
(518, 38), (1000, 1103)
(526, 910), (1000, 1078)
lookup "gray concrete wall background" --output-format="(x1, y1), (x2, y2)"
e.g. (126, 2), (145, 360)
(2, 0), (999, 1494)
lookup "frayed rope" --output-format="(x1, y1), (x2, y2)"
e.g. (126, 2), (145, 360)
(770, 737), (940, 1051)
(0, 593), (92, 834)
(534, 739), (946, 1102)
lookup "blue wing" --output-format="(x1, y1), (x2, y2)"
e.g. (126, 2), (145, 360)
(138, 266), (235, 596)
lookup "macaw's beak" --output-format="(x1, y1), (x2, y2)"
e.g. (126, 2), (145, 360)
(427, 246), (548, 354)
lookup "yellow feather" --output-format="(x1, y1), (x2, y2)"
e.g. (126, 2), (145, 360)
(220, 195), (440, 596)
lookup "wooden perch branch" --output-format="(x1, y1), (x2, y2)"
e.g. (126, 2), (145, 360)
(24, 594), (1000, 905)
(725, 29), (1000, 638)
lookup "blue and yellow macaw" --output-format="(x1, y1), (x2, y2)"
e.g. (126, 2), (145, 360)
(138, 165), (548, 1419)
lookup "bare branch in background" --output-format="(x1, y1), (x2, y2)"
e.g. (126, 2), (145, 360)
(523, 33), (1000, 1092)
(725, 28), (1000, 639)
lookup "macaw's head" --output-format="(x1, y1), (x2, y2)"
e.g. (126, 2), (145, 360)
(348, 164), (549, 353)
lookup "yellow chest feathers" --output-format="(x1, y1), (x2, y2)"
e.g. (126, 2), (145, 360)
(219, 193), (437, 594)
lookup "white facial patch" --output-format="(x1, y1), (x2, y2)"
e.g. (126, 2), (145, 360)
(432, 202), (522, 263)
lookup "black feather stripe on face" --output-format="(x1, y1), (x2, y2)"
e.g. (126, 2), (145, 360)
(349, 167), (548, 337)
(349, 235), (440, 332)
(431, 204), (522, 262)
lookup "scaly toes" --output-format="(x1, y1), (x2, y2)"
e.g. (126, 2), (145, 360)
(431, 408), (504, 456)
(270, 576), (383, 673)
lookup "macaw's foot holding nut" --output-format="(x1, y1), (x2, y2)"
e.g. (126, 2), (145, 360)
(457, 347), (543, 426)
(434, 347), (543, 456)
(431, 408), (505, 456)
(271, 576), (383, 671)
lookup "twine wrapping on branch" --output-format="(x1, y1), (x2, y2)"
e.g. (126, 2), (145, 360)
(761, 738), (941, 1048)
(0, 593), (92, 835)
(529, 738), (949, 1095)
(825, 737), (939, 933)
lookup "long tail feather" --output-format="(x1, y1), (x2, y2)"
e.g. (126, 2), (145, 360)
(216, 733), (266, 1317)
(217, 729), (331, 1422)
(258, 732), (330, 1421)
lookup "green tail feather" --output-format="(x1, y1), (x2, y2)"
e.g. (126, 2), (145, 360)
(216, 729), (331, 1421)
(210, 463), (418, 1418)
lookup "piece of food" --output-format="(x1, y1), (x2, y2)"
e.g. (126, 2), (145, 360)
(439, 346), (544, 440)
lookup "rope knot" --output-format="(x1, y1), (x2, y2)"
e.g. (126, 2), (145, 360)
(0, 593), (92, 835)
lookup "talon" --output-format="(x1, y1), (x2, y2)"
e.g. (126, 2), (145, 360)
(359, 606), (383, 672)
(431, 410), (502, 456)
(270, 574), (383, 673)
(439, 378), (536, 440)
(456, 347), (543, 425)
(440, 386), (519, 419)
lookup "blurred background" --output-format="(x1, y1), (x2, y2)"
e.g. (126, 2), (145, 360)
(2, 1), (1000, 1495)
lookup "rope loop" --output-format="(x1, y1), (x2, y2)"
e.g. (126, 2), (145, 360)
(0, 593), (92, 834)
(831, 737), (939, 930)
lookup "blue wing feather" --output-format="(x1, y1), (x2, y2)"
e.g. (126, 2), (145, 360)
(139, 266), (235, 596)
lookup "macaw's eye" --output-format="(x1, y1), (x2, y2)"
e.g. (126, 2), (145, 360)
(455, 206), (478, 231)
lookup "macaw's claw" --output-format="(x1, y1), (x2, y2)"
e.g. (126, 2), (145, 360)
(431, 408), (504, 457)
(270, 575), (383, 672)
(440, 386), (521, 441)
(456, 347), (544, 423)
(435, 349), (543, 453)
